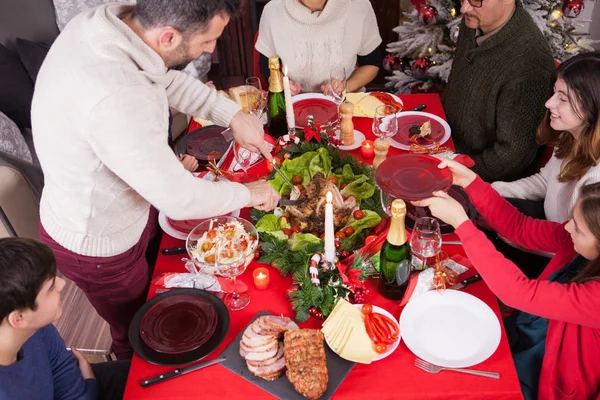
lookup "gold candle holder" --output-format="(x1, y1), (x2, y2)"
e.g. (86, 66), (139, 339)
(373, 137), (390, 169)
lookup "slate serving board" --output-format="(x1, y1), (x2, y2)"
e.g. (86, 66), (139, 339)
(221, 311), (355, 400)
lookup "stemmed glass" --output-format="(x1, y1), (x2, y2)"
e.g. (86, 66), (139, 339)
(372, 105), (399, 168)
(409, 217), (442, 270)
(245, 76), (265, 122)
(216, 239), (250, 310)
(329, 66), (347, 126)
(233, 143), (252, 179)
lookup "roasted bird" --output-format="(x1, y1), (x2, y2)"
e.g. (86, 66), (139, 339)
(284, 329), (328, 400)
(286, 173), (356, 233)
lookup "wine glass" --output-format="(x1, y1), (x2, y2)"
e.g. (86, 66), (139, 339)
(409, 217), (442, 270)
(216, 239), (251, 310)
(372, 105), (399, 140)
(329, 66), (347, 126)
(233, 143), (252, 179)
(245, 77), (265, 121)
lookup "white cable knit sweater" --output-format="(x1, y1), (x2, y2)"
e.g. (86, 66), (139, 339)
(32, 4), (250, 257)
(492, 154), (600, 222)
(255, 0), (382, 93)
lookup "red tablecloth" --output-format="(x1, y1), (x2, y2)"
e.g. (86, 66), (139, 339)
(123, 94), (523, 400)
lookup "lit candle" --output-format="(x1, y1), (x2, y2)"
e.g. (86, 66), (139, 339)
(253, 267), (270, 290)
(282, 65), (296, 131)
(324, 191), (335, 263)
(361, 140), (374, 158)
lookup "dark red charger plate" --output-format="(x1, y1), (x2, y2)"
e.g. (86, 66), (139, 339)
(129, 289), (229, 366)
(375, 154), (453, 201)
(293, 98), (338, 129)
(177, 126), (230, 161)
(393, 114), (446, 146)
(140, 294), (218, 355)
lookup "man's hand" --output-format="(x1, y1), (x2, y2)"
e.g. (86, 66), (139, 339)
(229, 111), (273, 162)
(412, 191), (469, 229)
(179, 154), (199, 172)
(71, 348), (95, 380)
(244, 180), (280, 211)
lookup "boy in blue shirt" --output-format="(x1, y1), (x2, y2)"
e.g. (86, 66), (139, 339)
(0, 238), (129, 399)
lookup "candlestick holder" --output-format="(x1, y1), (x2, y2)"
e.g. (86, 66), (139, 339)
(373, 137), (390, 169)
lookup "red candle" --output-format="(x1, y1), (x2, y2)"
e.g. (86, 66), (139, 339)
(253, 267), (270, 290)
(361, 140), (375, 158)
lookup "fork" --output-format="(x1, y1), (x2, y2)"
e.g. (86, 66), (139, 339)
(414, 358), (500, 379)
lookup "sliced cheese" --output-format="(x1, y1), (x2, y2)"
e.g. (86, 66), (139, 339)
(346, 92), (385, 118)
(331, 319), (352, 351)
(339, 321), (379, 364)
(322, 298), (346, 330)
(322, 310), (349, 337)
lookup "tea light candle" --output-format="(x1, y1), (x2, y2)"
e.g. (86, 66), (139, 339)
(253, 267), (270, 290)
(361, 140), (374, 158)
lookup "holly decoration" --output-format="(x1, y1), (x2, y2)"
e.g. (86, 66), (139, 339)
(412, 58), (431, 77)
(350, 285), (371, 304)
(562, 0), (584, 18)
(418, 4), (438, 25)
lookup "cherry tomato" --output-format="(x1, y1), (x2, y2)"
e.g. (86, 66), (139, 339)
(344, 226), (355, 237)
(273, 157), (282, 166)
(311, 232), (319, 237)
(282, 228), (293, 236)
(204, 254), (215, 264)
(279, 216), (289, 225)
(335, 231), (346, 240)
(353, 210), (365, 220)
(365, 235), (378, 247)
(201, 242), (213, 252)
(292, 175), (303, 185)
(207, 229), (217, 239)
(328, 176), (338, 185)
(292, 226), (302, 233)
(295, 184), (305, 192)
(375, 343), (387, 354)
(340, 183), (348, 189)
(361, 304), (373, 314)
(283, 153), (291, 160)
(320, 233), (325, 240)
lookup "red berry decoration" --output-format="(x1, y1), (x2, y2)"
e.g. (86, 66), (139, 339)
(335, 240), (341, 249)
(314, 311), (324, 319)
(339, 250), (350, 259)
(418, 4), (438, 25)
(350, 286), (371, 304)
(562, 0), (584, 18)
(309, 306), (318, 316)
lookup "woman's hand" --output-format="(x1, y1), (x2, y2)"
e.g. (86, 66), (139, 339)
(320, 79), (344, 96)
(179, 154), (199, 172)
(412, 191), (470, 229)
(289, 80), (301, 95)
(437, 158), (477, 188)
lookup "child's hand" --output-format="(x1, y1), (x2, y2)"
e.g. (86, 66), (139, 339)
(179, 154), (199, 172)
(71, 348), (95, 380)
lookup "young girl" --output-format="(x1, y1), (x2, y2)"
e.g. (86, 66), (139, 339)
(414, 159), (600, 400)
(492, 52), (600, 222)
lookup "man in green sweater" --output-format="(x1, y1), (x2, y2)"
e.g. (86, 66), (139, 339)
(442, 0), (555, 182)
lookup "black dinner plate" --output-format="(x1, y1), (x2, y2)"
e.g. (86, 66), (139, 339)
(129, 288), (230, 366)
(176, 126), (230, 161)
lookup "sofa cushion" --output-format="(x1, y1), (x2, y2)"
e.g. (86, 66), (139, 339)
(0, 44), (34, 129)
(0, 112), (32, 163)
(16, 38), (51, 83)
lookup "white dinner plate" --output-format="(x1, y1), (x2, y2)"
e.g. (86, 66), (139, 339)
(399, 289), (501, 368)
(325, 304), (400, 362)
(389, 111), (451, 151)
(337, 130), (365, 151)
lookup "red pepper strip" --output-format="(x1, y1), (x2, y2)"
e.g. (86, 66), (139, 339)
(363, 314), (380, 344)
(372, 314), (398, 344)
(375, 313), (399, 338)
(370, 314), (392, 343)
(368, 315), (388, 343)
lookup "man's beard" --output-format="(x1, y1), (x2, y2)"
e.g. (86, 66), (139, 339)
(166, 40), (194, 71)
(168, 61), (191, 71)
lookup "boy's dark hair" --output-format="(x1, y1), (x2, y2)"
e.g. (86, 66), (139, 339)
(134, 0), (242, 34)
(0, 238), (57, 322)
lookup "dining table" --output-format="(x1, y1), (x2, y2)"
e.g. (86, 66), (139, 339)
(122, 93), (524, 400)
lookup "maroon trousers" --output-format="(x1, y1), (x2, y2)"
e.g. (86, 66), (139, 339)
(40, 209), (158, 360)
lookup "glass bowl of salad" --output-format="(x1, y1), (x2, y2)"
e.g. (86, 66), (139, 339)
(186, 216), (259, 275)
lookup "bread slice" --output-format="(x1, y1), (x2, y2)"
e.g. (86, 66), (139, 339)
(229, 86), (262, 114)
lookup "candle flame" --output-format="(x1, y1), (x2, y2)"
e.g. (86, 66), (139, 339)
(326, 191), (332, 203)
(257, 272), (266, 279)
(283, 64), (288, 76)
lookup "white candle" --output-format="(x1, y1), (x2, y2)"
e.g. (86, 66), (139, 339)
(324, 191), (335, 263)
(282, 65), (295, 130)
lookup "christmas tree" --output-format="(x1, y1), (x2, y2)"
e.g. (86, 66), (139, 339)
(385, 0), (597, 94)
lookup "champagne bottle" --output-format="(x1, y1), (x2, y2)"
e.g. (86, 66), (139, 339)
(379, 199), (411, 300)
(266, 56), (288, 138)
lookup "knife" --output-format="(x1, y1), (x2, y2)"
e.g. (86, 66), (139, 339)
(140, 357), (226, 388)
(161, 246), (187, 255)
(449, 274), (482, 290)
(279, 199), (303, 207)
(409, 104), (427, 112)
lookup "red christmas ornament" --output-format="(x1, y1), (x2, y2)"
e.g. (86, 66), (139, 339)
(334, 240), (341, 249)
(339, 250), (350, 259)
(412, 58), (431, 76)
(562, 0), (584, 18)
(308, 306), (317, 316)
(418, 4), (438, 25)
(314, 311), (324, 319)
(383, 55), (405, 72)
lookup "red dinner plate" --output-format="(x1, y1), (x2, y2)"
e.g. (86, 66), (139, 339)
(394, 113), (447, 146)
(375, 154), (453, 201)
(293, 98), (338, 129)
(140, 294), (218, 355)
(178, 126), (230, 161)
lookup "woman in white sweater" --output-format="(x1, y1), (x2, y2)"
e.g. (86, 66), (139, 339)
(255, 0), (382, 94)
(492, 52), (600, 223)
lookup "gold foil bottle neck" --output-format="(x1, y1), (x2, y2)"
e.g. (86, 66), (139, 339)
(268, 56), (283, 93)
(387, 199), (407, 246)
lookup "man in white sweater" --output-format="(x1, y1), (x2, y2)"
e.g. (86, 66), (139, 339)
(31, 0), (279, 359)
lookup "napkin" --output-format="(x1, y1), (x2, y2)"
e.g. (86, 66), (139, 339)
(434, 151), (475, 168)
(151, 261), (248, 293)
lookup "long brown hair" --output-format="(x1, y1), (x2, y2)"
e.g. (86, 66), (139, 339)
(537, 51), (600, 183)
(572, 182), (600, 283)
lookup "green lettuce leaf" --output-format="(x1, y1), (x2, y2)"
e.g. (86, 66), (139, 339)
(346, 210), (382, 238)
(341, 175), (376, 200)
(291, 233), (323, 252)
(255, 214), (290, 232)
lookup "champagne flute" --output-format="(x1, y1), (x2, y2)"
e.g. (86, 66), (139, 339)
(233, 143), (252, 179)
(329, 66), (347, 126)
(216, 239), (250, 310)
(409, 217), (442, 270)
(245, 77), (265, 122)
(372, 105), (399, 140)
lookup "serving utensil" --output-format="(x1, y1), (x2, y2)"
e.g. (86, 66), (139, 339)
(272, 162), (300, 195)
(414, 358), (499, 379)
(140, 357), (226, 387)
